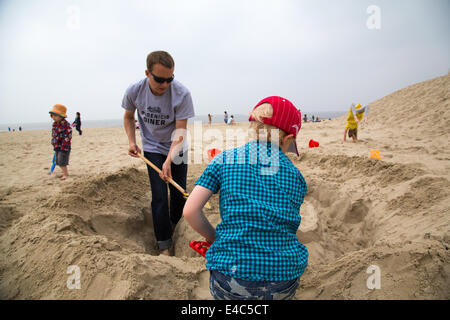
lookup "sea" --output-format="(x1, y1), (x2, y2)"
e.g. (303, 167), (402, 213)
(0, 111), (346, 132)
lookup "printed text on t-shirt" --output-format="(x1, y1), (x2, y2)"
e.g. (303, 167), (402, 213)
(141, 106), (170, 126)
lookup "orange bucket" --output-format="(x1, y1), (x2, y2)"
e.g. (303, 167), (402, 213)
(207, 148), (222, 162)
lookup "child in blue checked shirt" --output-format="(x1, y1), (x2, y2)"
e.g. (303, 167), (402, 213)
(183, 96), (308, 300)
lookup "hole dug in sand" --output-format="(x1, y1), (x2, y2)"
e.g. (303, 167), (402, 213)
(52, 167), (222, 261)
(44, 167), (159, 256)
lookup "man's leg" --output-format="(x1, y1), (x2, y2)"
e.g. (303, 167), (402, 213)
(168, 152), (188, 228)
(144, 152), (173, 252)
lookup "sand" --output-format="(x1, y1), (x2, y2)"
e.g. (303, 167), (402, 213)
(0, 74), (449, 299)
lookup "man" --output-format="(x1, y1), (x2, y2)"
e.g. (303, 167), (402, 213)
(122, 51), (195, 255)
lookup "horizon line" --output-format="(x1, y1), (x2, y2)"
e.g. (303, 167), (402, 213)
(0, 110), (346, 126)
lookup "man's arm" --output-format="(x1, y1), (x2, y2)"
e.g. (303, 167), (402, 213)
(123, 109), (141, 157)
(160, 119), (188, 181)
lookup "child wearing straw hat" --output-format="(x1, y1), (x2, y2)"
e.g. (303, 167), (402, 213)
(49, 104), (72, 180)
(183, 96), (308, 300)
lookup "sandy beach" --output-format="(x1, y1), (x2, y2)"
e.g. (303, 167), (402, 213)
(0, 74), (449, 299)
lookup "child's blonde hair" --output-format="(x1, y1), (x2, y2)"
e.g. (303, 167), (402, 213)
(249, 103), (289, 145)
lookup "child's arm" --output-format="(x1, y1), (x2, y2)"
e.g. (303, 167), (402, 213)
(362, 105), (369, 123)
(183, 185), (216, 243)
(351, 104), (370, 123)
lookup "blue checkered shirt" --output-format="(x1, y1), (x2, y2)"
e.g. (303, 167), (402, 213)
(195, 140), (308, 281)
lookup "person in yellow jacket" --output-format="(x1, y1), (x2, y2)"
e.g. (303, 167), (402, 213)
(343, 103), (369, 142)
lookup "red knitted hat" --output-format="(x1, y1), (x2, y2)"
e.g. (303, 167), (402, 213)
(248, 96), (301, 156)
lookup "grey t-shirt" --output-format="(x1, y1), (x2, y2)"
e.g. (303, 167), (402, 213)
(122, 78), (195, 155)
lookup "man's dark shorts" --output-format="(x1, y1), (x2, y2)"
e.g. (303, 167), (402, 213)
(348, 129), (357, 138)
(55, 150), (70, 166)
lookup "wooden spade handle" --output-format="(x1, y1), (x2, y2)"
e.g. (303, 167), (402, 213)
(137, 152), (187, 196)
(137, 152), (212, 209)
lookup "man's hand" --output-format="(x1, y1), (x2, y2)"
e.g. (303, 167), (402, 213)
(160, 158), (172, 182)
(128, 143), (141, 158)
(159, 120), (186, 182)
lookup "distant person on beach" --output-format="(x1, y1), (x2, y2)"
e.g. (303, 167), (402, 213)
(8, 127), (10, 132)
(227, 115), (235, 125)
(183, 96), (308, 300)
(208, 114), (212, 126)
(19, 126), (22, 131)
(343, 103), (370, 143)
(224, 111), (228, 124)
(303, 114), (307, 123)
(72, 112), (82, 135)
(49, 104), (72, 180)
(122, 50), (195, 256)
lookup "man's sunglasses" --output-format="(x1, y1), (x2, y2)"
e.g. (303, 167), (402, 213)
(150, 72), (174, 84)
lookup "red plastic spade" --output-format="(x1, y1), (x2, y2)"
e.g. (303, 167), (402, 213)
(189, 240), (212, 257)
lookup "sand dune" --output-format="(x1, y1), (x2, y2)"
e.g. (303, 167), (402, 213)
(0, 75), (449, 299)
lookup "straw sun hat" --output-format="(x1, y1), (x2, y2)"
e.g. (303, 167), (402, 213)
(49, 104), (67, 118)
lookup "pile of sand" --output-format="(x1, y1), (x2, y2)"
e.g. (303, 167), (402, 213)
(370, 74), (450, 135)
(0, 75), (449, 299)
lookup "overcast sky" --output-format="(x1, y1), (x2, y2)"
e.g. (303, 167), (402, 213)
(0, 0), (448, 124)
